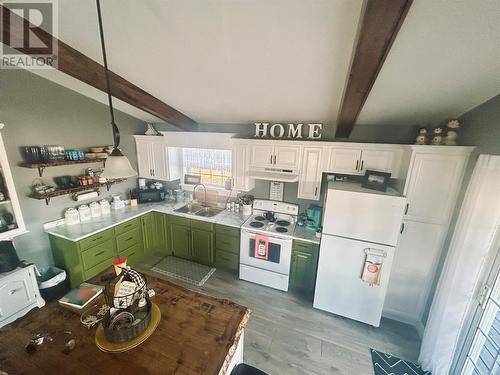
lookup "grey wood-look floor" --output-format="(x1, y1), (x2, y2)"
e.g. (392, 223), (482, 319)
(138, 255), (421, 375)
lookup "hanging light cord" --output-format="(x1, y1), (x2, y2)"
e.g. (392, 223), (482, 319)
(96, 0), (120, 149)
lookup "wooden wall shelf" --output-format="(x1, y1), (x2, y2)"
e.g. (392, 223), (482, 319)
(31, 179), (126, 205)
(20, 158), (107, 177)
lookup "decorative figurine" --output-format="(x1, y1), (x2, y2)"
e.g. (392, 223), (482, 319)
(144, 123), (160, 136)
(444, 119), (460, 146)
(431, 127), (444, 145)
(415, 127), (429, 145)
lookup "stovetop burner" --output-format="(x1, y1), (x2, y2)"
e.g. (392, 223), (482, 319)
(254, 216), (266, 221)
(275, 227), (288, 233)
(275, 220), (290, 227)
(250, 221), (265, 228)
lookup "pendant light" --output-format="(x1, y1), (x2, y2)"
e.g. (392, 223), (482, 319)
(96, 0), (137, 179)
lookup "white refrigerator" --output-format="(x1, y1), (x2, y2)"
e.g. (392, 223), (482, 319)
(313, 181), (406, 327)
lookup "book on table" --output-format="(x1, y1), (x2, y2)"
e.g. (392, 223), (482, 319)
(58, 283), (104, 310)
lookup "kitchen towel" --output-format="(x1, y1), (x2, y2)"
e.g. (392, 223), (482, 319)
(254, 234), (269, 260)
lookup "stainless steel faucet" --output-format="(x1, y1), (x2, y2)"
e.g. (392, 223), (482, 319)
(193, 184), (207, 206)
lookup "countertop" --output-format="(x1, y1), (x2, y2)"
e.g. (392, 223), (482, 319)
(44, 200), (322, 244)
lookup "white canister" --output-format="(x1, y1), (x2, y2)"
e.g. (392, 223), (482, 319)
(89, 201), (101, 218)
(64, 208), (80, 225)
(241, 204), (252, 216)
(100, 199), (111, 215)
(78, 204), (91, 222)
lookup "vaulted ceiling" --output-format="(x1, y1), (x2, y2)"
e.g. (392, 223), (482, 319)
(25, 0), (500, 132)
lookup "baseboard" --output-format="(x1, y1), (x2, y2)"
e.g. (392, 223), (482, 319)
(382, 309), (425, 338)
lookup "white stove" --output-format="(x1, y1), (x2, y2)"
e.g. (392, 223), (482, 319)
(239, 200), (299, 291)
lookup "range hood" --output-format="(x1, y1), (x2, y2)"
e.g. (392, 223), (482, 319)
(248, 169), (299, 183)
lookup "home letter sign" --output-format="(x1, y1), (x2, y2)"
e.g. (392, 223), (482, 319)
(254, 122), (322, 140)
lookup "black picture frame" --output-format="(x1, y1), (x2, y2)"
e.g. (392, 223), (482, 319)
(361, 170), (391, 192)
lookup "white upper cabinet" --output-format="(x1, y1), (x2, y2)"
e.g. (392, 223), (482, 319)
(298, 147), (323, 200)
(249, 144), (275, 168)
(134, 136), (180, 182)
(325, 145), (403, 178)
(359, 150), (397, 174)
(326, 148), (362, 174)
(248, 142), (301, 170)
(403, 147), (472, 225)
(232, 140), (255, 192)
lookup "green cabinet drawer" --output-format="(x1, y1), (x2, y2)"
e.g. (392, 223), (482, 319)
(215, 234), (240, 254)
(191, 219), (213, 232)
(292, 240), (319, 255)
(81, 239), (115, 270)
(80, 229), (114, 251)
(84, 258), (113, 281)
(169, 215), (190, 226)
(119, 243), (142, 266)
(215, 224), (239, 238)
(116, 227), (141, 252)
(115, 218), (140, 236)
(216, 250), (239, 271)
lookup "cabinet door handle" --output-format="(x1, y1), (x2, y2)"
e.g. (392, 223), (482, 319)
(355, 160), (359, 171)
(400, 223), (405, 234)
(274, 155), (277, 164)
(270, 155), (273, 164)
(404, 203), (409, 215)
(126, 236), (134, 242)
(360, 160), (364, 171)
(8, 288), (21, 295)
(92, 236), (103, 242)
(296, 254), (308, 259)
(315, 187), (318, 196)
(94, 250), (105, 257)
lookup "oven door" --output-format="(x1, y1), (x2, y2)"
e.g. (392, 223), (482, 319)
(240, 230), (292, 275)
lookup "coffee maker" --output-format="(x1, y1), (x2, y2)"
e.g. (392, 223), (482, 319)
(0, 240), (22, 273)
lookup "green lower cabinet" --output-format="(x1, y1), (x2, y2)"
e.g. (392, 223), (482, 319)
(141, 212), (167, 254)
(170, 223), (191, 259)
(289, 241), (319, 296)
(191, 228), (214, 266)
(168, 218), (214, 266)
(215, 224), (240, 272)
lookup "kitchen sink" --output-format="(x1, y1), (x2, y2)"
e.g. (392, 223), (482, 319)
(194, 207), (224, 217)
(174, 204), (223, 218)
(174, 204), (204, 214)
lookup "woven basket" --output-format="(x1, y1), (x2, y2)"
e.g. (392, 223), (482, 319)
(102, 299), (152, 343)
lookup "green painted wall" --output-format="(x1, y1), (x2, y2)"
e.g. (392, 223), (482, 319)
(0, 69), (146, 267)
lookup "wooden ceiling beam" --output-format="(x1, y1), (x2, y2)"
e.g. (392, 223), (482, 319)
(1, 5), (198, 130)
(335, 0), (413, 138)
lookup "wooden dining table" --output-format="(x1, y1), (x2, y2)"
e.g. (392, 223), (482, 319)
(0, 274), (251, 375)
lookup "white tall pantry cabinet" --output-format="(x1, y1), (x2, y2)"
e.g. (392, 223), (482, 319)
(383, 146), (474, 332)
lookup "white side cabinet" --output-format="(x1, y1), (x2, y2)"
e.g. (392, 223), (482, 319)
(383, 145), (474, 331)
(298, 147), (324, 200)
(403, 147), (471, 225)
(134, 136), (181, 181)
(0, 265), (45, 329)
(231, 140), (255, 192)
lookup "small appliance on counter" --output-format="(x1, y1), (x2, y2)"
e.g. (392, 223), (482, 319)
(174, 189), (186, 203)
(305, 204), (322, 230)
(136, 188), (165, 203)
